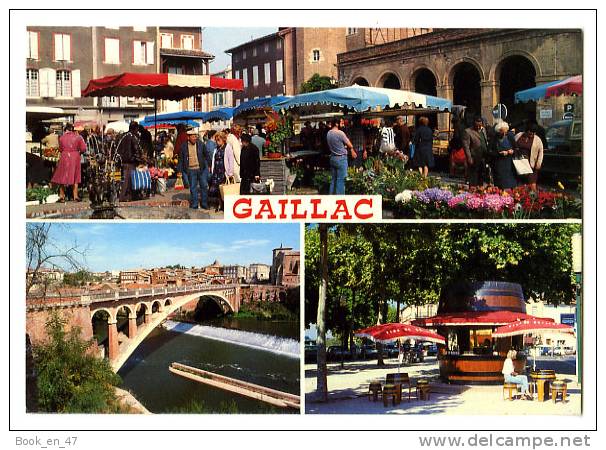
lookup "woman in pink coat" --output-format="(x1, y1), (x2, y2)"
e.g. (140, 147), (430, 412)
(51, 123), (87, 202)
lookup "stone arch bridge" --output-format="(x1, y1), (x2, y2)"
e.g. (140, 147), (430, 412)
(26, 283), (241, 371)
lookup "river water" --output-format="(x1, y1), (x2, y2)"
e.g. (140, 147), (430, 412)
(117, 318), (300, 414)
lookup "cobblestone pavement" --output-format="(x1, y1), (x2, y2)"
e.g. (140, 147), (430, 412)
(305, 357), (581, 415)
(26, 188), (224, 220)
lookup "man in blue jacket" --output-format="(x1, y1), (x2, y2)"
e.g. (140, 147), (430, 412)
(178, 128), (212, 210)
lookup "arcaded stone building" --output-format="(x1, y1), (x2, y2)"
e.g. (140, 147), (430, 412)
(270, 245), (300, 287)
(336, 28), (583, 128)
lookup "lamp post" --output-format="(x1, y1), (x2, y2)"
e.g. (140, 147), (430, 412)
(571, 233), (582, 385)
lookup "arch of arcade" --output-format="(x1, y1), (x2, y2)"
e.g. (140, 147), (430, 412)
(338, 28), (582, 129)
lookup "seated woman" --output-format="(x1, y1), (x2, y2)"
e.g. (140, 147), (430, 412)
(502, 349), (532, 400)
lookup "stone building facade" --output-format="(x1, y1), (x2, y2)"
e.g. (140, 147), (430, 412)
(336, 28), (583, 128)
(226, 32), (285, 106)
(26, 26), (159, 123)
(270, 245), (300, 287)
(278, 27), (348, 95)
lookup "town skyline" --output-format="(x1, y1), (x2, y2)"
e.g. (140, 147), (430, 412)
(33, 223), (299, 273)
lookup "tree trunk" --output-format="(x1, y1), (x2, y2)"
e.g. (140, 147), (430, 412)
(396, 298), (401, 323)
(376, 282), (386, 367)
(316, 224), (329, 401)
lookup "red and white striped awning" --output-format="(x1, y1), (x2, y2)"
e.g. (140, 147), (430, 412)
(82, 73), (243, 100)
(492, 318), (574, 338)
(355, 323), (446, 345)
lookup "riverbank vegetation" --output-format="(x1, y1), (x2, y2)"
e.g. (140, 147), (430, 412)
(29, 313), (127, 413)
(234, 300), (298, 321)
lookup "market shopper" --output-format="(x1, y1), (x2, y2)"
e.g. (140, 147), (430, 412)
(251, 128), (266, 158)
(209, 131), (234, 212)
(178, 128), (211, 210)
(116, 121), (141, 202)
(239, 133), (261, 195)
(227, 124), (242, 182)
(502, 350), (532, 400)
(462, 116), (489, 187)
(393, 115), (411, 158)
(489, 121), (518, 190)
(174, 124), (189, 188)
(514, 124), (544, 191)
(50, 123), (87, 202)
(327, 118), (356, 195)
(348, 116), (367, 169)
(411, 116), (434, 177)
(41, 129), (60, 151)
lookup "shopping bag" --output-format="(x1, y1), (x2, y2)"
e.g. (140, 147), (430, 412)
(174, 173), (185, 191)
(157, 177), (167, 193)
(220, 177), (240, 200)
(513, 158), (533, 176)
(131, 167), (151, 191)
(409, 143), (415, 159)
(250, 182), (267, 194)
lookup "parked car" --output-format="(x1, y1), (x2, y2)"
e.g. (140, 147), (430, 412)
(304, 339), (317, 363)
(327, 345), (347, 361)
(361, 344), (378, 360)
(423, 342), (438, 356)
(383, 342), (399, 358)
(542, 119), (582, 183)
(552, 346), (564, 356)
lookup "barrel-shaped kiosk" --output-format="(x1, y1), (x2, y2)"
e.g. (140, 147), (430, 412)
(413, 281), (528, 384)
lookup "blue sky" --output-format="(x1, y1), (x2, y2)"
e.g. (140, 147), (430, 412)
(37, 223), (299, 272)
(203, 27), (277, 72)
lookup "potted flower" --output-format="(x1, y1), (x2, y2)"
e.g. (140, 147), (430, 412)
(263, 111), (292, 159)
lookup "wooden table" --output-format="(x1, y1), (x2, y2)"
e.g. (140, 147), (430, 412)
(530, 370), (556, 402)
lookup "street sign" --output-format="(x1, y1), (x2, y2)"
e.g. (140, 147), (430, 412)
(563, 112), (574, 120)
(539, 109), (553, 119)
(560, 313), (575, 326)
(492, 103), (507, 120)
(564, 103), (575, 113)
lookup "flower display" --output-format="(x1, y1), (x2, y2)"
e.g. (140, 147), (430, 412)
(394, 184), (580, 219)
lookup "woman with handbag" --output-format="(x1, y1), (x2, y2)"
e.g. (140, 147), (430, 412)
(488, 121), (518, 190)
(209, 131), (234, 212)
(514, 124), (544, 191)
(50, 123), (87, 202)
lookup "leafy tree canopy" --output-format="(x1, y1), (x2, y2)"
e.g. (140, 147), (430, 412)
(305, 223), (580, 335)
(300, 73), (336, 93)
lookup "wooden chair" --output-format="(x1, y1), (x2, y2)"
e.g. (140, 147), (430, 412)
(416, 379), (431, 400)
(368, 381), (382, 402)
(386, 373), (411, 402)
(550, 381), (568, 403)
(503, 382), (521, 401)
(382, 384), (399, 407)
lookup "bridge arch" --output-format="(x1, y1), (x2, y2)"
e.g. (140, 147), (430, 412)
(164, 298), (173, 308)
(197, 293), (235, 315)
(151, 300), (163, 314)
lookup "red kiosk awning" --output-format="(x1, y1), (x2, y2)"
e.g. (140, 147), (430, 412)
(355, 323), (446, 345)
(411, 311), (551, 327)
(492, 318), (573, 338)
(82, 73), (243, 100)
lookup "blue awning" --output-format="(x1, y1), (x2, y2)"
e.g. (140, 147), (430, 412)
(139, 118), (200, 128)
(272, 85), (452, 113)
(143, 110), (206, 122)
(514, 79), (564, 103)
(233, 96), (291, 117)
(202, 107), (234, 122)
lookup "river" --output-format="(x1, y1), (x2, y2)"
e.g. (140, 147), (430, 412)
(117, 317), (300, 414)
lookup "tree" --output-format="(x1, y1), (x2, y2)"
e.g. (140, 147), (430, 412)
(300, 73), (336, 93)
(315, 224), (329, 401)
(26, 223), (87, 297)
(305, 223), (579, 370)
(32, 313), (122, 413)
